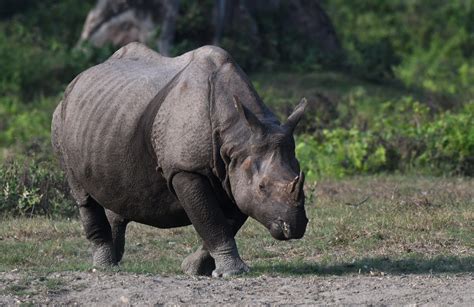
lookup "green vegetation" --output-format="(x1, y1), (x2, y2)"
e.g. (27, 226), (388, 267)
(325, 0), (474, 98)
(295, 99), (474, 180)
(0, 176), (472, 275)
(0, 1), (473, 218)
(0, 0), (471, 286)
(0, 158), (74, 218)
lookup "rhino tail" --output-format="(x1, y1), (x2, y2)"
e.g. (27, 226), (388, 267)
(51, 102), (63, 160)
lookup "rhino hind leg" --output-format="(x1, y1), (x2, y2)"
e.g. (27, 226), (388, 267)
(181, 245), (215, 276)
(78, 197), (117, 267)
(105, 209), (129, 263)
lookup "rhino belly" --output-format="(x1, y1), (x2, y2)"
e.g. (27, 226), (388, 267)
(70, 140), (190, 228)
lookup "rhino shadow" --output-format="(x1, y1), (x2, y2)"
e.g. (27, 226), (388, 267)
(252, 255), (474, 276)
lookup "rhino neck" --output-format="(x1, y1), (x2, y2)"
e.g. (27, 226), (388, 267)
(210, 61), (279, 152)
(209, 62), (279, 200)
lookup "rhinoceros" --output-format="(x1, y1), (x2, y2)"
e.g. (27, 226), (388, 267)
(51, 42), (308, 277)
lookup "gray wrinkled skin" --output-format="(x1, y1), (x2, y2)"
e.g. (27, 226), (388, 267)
(52, 42), (308, 276)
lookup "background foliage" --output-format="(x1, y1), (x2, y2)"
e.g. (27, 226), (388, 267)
(0, 0), (473, 216)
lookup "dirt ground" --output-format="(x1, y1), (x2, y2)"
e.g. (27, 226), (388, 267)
(1, 271), (473, 306)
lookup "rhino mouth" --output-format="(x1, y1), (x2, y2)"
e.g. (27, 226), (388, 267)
(269, 220), (289, 240)
(269, 218), (307, 240)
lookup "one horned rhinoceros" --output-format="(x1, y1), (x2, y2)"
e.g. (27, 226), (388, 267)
(51, 42), (308, 277)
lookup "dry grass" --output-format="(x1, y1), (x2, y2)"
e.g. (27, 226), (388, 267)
(0, 175), (472, 276)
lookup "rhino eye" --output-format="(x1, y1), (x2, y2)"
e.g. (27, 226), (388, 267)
(259, 183), (265, 191)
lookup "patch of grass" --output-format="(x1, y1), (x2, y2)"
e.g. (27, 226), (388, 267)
(1, 274), (67, 298)
(0, 176), (472, 276)
(4, 281), (34, 297)
(44, 277), (65, 291)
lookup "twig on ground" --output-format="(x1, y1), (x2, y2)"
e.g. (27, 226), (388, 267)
(345, 196), (370, 207)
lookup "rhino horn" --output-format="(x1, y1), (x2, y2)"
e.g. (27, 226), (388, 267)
(289, 175), (299, 193)
(293, 171), (305, 202)
(284, 98), (307, 133)
(233, 95), (265, 134)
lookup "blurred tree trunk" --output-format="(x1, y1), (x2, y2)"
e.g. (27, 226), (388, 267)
(156, 0), (180, 56)
(282, 0), (341, 54)
(211, 0), (342, 65)
(212, 0), (227, 45)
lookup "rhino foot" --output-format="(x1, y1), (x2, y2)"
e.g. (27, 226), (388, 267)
(211, 258), (249, 278)
(92, 242), (117, 267)
(181, 246), (216, 276)
(208, 241), (249, 277)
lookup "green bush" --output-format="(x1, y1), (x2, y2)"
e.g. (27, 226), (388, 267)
(0, 95), (55, 147)
(0, 15), (115, 99)
(296, 129), (387, 181)
(296, 99), (474, 180)
(394, 32), (474, 98)
(325, 0), (474, 93)
(419, 103), (474, 175)
(0, 158), (76, 218)
(373, 98), (474, 175)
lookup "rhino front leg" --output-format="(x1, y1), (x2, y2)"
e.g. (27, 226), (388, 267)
(172, 172), (249, 277)
(181, 214), (248, 276)
(105, 209), (129, 263)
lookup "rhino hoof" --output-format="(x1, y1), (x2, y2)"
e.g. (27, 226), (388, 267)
(181, 248), (216, 276)
(211, 261), (250, 278)
(92, 243), (117, 267)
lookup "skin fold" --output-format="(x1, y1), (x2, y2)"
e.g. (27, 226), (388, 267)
(52, 42), (308, 277)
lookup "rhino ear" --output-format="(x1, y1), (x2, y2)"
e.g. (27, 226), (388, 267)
(233, 95), (266, 134)
(284, 97), (307, 133)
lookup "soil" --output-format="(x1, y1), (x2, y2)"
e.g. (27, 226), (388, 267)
(1, 271), (473, 305)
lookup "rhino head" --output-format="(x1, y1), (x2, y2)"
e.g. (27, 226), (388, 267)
(227, 96), (309, 240)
